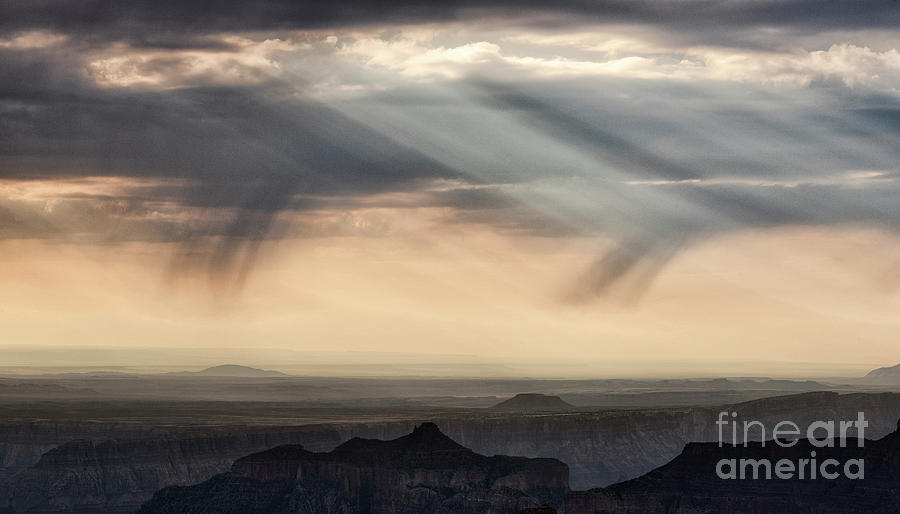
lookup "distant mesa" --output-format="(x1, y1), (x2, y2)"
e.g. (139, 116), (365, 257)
(178, 364), (287, 377)
(861, 363), (900, 384)
(491, 393), (574, 411)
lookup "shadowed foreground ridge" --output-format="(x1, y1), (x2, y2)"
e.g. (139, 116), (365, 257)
(5, 391), (900, 512)
(566, 420), (900, 514)
(2, 427), (343, 514)
(139, 422), (568, 513)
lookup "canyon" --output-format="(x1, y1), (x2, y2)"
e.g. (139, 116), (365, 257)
(2, 390), (900, 512)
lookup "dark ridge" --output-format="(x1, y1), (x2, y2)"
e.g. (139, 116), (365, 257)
(140, 423), (569, 513)
(566, 421), (900, 513)
(332, 422), (468, 456)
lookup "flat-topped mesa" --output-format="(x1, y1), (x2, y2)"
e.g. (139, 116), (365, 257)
(491, 393), (575, 411)
(196, 364), (286, 377)
(141, 423), (569, 514)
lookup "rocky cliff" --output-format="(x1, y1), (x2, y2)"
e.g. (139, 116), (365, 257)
(333, 391), (900, 488)
(3, 427), (342, 513)
(5, 391), (900, 511)
(566, 425), (900, 513)
(139, 423), (569, 514)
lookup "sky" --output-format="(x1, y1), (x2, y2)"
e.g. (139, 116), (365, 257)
(1, 1), (899, 376)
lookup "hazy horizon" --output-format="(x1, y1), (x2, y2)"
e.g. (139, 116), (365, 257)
(0, 345), (889, 379)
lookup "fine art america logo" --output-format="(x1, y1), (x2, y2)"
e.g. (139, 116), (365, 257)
(715, 411), (868, 480)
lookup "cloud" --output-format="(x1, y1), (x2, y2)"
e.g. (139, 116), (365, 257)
(2, 0), (900, 296)
(331, 77), (900, 296)
(0, 49), (464, 283)
(4, 1), (900, 46)
(87, 37), (299, 89)
(331, 26), (900, 94)
(0, 30), (67, 49)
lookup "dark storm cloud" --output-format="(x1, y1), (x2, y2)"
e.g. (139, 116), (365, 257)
(0, 50), (458, 191)
(3, 1), (900, 46)
(0, 45), (462, 281)
(2, 0), (899, 295)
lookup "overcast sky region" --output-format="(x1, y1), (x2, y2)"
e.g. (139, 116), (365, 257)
(1, 1), (899, 376)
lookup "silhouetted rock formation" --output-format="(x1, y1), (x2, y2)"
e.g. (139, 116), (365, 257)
(140, 423), (569, 514)
(407, 391), (900, 488)
(4, 391), (900, 504)
(3, 428), (341, 513)
(491, 394), (574, 412)
(566, 423), (900, 513)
